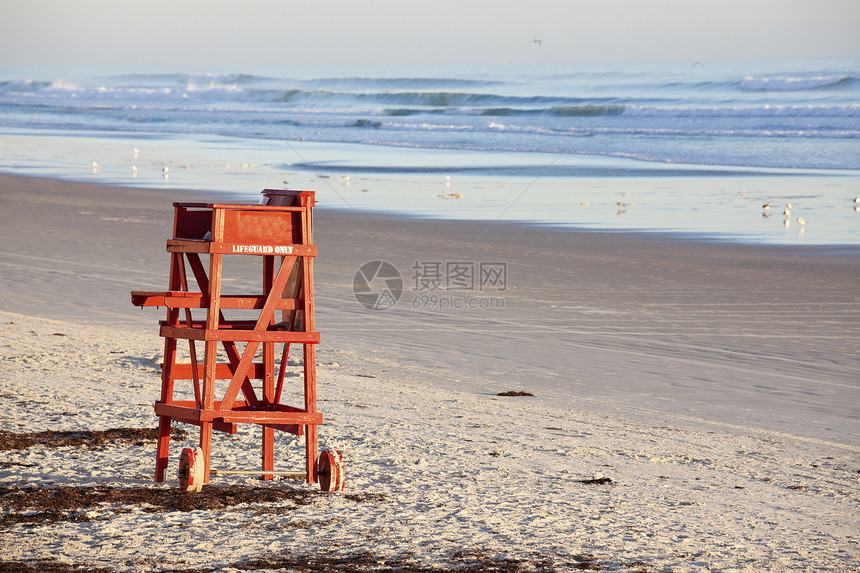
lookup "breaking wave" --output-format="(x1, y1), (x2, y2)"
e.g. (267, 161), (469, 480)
(738, 75), (854, 91)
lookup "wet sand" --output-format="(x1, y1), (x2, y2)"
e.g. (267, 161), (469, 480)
(1, 172), (858, 442)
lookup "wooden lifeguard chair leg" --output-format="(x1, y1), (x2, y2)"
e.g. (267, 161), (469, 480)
(261, 340), (275, 480)
(199, 252), (223, 484)
(304, 342), (319, 483)
(301, 245), (319, 484)
(155, 252), (183, 482)
(155, 333), (177, 481)
(155, 416), (172, 482)
(261, 255), (276, 480)
(199, 421), (213, 484)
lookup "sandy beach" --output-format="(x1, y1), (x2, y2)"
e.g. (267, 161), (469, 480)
(1, 173), (859, 572)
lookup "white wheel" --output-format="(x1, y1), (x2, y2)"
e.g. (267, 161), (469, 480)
(318, 450), (344, 492)
(178, 447), (204, 492)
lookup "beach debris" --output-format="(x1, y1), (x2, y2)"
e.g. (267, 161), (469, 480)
(362, 188), (370, 192)
(355, 373), (377, 378)
(496, 390), (534, 397)
(438, 193), (464, 199)
(0, 484), (343, 517)
(578, 472), (613, 485)
(0, 427), (187, 451)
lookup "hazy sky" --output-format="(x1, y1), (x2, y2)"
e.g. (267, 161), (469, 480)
(2, 0), (858, 68)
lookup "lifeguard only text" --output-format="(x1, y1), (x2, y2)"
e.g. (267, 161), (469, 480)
(231, 244), (295, 255)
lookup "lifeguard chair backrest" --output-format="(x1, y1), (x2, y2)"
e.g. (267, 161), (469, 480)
(261, 190), (316, 332)
(261, 189), (315, 245)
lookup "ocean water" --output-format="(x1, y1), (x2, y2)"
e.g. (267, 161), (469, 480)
(1, 58), (859, 245)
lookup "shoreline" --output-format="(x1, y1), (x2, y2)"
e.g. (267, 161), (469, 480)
(3, 170), (860, 253)
(2, 127), (860, 246)
(1, 172), (859, 571)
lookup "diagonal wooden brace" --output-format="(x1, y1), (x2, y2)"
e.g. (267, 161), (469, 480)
(217, 257), (297, 412)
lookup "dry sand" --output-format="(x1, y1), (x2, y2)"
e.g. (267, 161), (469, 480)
(0, 173), (858, 572)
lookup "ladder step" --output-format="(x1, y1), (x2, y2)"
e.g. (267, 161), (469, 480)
(159, 325), (319, 343)
(131, 291), (301, 310)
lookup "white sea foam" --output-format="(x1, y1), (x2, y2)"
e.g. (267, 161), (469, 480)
(738, 75), (851, 91)
(0, 58), (858, 172)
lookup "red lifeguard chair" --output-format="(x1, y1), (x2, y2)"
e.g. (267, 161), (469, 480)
(131, 190), (343, 492)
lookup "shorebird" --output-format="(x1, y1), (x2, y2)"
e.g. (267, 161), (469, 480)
(854, 197), (860, 204)
(783, 208), (791, 217)
(786, 203), (793, 209)
(762, 203), (771, 210)
(797, 217), (807, 225)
